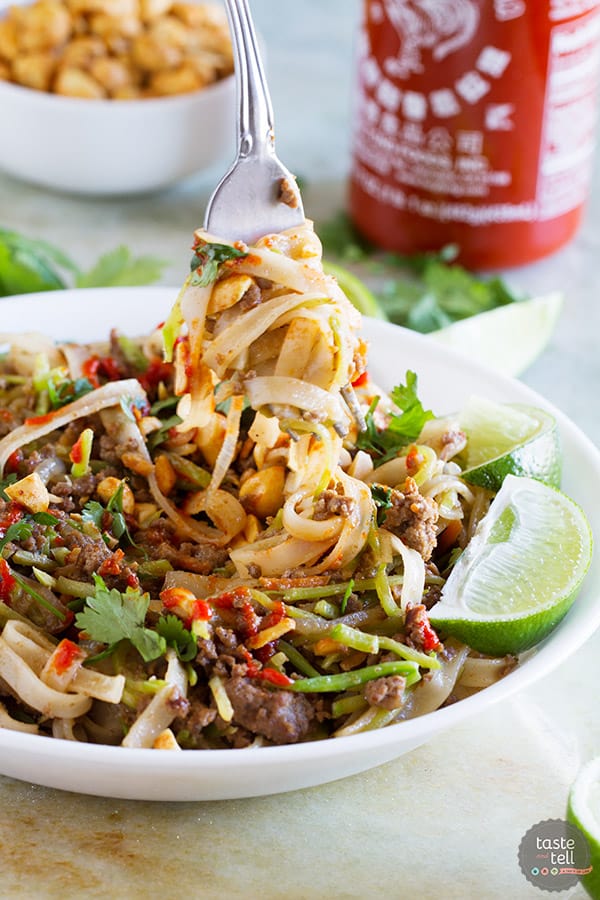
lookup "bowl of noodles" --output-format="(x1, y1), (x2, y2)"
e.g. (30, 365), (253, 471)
(0, 225), (598, 800)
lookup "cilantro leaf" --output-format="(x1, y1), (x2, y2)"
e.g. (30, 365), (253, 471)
(156, 614), (197, 662)
(0, 228), (78, 297)
(75, 575), (166, 663)
(47, 375), (94, 409)
(357, 371), (434, 466)
(0, 520), (33, 553)
(76, 246), (167, 288)
(82, 500), (105, 532)
(370, 484), (393, 525)
(0, 474), (17, 501)
(189, 242), (247, 287)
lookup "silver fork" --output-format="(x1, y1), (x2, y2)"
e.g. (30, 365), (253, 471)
(203, 0), (304, 244)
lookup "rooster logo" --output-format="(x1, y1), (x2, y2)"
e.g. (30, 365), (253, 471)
(382, 0), (480, 79)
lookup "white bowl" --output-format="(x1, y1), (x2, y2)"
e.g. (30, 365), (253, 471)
(0, 286), (599, 801)
(0, 73), (235, 195)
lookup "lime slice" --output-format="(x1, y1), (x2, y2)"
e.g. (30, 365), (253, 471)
(430, 292), (563, 377)
(323, 260), (388, 320)
(458, 395), (561, 491)
(568, 758), (600, 899)
(429, 474), (593, 655)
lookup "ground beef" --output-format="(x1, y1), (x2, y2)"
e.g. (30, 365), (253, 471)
(54, 521), (111, 577)
(381, 477), (438, 560)
(98, 434), (140, 466)
(422, 583), (443, 610)
(238, 282), (262, 312)
(279, 177), (299, 208)
(439, 429), (467, 461)
(224, 676), (315, 744)
(140, 522), (228, 574)
(313, 485), (356, 521)
(404, 604), (440, 652)
(18, 444), (60, 476)
(50, 473), (100, 512)
(364, 675), (406, 710)
(185, 694), (217, 732)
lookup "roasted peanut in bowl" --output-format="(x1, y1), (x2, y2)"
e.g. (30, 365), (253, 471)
(0, 0), (236, 194)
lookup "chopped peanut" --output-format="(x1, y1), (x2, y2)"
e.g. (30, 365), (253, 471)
(243, 513), (261, 544)
(96, 477), (135, 513)
(207, 275), (255, 315)
(134, 502), (159, 527)
(154, 455), (176, 495)
(54, 66), (106, 98)
(0, 1), (232, 99)
(195, 413), (226, 468)
(121, 451), (155, 477)
(4, 472), (50, 513)
(239, 466), (286, 520)
(153, 728), (181, 750)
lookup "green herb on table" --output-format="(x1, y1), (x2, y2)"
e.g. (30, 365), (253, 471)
(0, 229), (168, 297)
(319, 211), (522, 332)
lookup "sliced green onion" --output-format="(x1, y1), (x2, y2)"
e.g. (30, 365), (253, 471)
(55, 575), (95, 598)
(11, 550), (55, 571)
(288, 661), (420, 693)
(71, 427), (94, 478)
(330, 623), (378, 654)
(278, 639), (320, 678)
(313, 599), (339, 619)
(32, 567), (57, 589)
(340, 578), (354, 615)
(378, 635), (441, 670)
(165, 452), (211, 489)
(137, 558), (174, 577)
(162, 292), (184, 363)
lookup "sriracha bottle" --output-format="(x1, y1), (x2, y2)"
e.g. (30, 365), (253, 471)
(349, 1), (600, 269)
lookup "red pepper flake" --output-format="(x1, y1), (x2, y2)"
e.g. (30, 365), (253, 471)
(191, 599), (212, 621)
(0, 558), (15, 602)
(98, 548), (125, 577)
(4, 450), (22, 474)
(261, 601), (286, 631)
(0, 409), (13, 422)
(406, 444), (424, 476)
(69, 433), (85, 465)
(24, 410), (57, 426)
(351, 371), (368, 388)
(253, 668), (293, 688)
(126, 571), (140, 590)
(82, 356), (101, 389)
(52, 638), (83, 676)
(255, 642), (276, 665)
(0, 502), (23, 535)
(139, 358), (173, 394)
(239, 647), (260, 678)
(239, 599), (259, 638)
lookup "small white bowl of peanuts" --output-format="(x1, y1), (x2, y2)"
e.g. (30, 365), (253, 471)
(0, 0), (236, 194)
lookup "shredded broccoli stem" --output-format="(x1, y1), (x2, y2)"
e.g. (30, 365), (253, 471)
(313, 599), (339, 619)
(374, 562), (401, 617)
(331, 694), (368, 717)
(288, 660), (420, 693)
(165, 452), (211, 488)
(330, 622), (378, 654)
(71, 427), (94, 478)
(278, 639), (320, 677)
(378, 635), (441, 670)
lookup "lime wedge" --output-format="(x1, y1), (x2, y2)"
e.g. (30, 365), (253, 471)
(458, 396), (561, 491)
(429, 474), (593, 655)
(568, 758), (600, 899)
(430, 292), (563, 376)
(323, 260), (388, 320)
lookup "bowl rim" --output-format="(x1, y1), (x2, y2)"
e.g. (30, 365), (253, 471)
(0, 286), (599, 794)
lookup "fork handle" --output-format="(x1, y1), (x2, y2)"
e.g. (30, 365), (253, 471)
(224, 0), (275, 160)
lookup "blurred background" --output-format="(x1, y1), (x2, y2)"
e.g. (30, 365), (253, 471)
(0, 0), (597, 444)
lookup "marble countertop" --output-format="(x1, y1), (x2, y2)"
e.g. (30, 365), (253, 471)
(0, 1), (599, 897)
